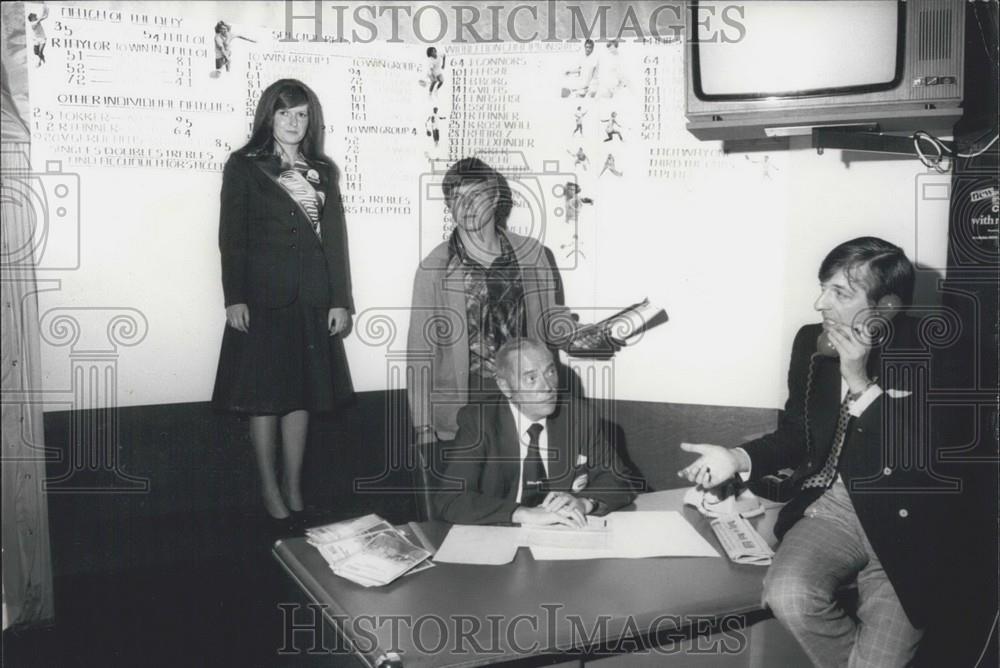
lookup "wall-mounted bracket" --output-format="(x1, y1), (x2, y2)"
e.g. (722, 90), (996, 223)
(812, 127), (954, 157)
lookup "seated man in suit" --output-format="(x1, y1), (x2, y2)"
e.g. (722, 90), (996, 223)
(678, 237), (942, 668)
(435, 338), (636, 526)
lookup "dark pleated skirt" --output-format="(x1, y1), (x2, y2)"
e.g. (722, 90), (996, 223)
(212, 301), (354, 415)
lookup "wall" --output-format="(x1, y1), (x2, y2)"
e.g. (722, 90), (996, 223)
(19, 0), (952, 414)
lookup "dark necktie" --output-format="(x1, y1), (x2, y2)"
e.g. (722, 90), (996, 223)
(801, 397), (852, 489)
(521, 423), (547, 506)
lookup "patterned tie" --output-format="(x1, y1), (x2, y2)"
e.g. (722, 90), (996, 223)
(521, 423), (547, 506)
(801, 397), (852, 489)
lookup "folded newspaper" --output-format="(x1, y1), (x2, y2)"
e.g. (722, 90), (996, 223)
(709, 514), (774, 566)
(306, 514), (434, 587)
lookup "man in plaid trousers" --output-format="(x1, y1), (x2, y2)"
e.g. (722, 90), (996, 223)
(679, 237), (944, 667)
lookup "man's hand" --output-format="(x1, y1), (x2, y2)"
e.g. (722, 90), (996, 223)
(540, 492), (589, 526)
(825, 321), (872, 394)
(512, 505), (585, 528)
(328, 308), (352, 337)
(225, 304), (249, 332)
(677, 443), (748, 489)
(567, 325), (620, 358)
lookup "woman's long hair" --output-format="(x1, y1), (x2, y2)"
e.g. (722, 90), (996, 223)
(238, 79), (329, 165)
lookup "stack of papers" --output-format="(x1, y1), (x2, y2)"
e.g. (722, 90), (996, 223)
(306, 514), (434, 586)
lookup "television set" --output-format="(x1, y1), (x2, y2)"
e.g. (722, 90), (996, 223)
(685, 0), (965, 141)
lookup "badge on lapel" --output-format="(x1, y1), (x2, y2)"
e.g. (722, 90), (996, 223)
(571, 454), (589, 492)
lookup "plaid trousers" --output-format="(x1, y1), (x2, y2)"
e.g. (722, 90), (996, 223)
(762, 481), (923, 668)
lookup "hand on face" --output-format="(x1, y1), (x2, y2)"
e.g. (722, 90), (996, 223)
(815, 268), (876, 389)
(823, 321), (872, 383)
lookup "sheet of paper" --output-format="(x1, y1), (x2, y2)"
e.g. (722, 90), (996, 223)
(525, 517), (610, 549)
(529, 511), (720, 560)
(433, 525), (523, 565)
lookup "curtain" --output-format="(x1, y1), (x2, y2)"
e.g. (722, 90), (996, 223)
(1, 0), (55, 627)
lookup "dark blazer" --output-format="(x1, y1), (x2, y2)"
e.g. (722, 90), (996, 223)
(742, 319), (945, 627)
(219, 152), (354, 310)
(435, 396), (636, 524)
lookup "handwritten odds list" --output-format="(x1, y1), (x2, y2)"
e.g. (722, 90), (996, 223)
(27, 0), (775, 263)
(28, 7), (687, 162)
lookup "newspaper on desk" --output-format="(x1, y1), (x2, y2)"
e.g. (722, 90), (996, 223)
(306, 514), (434, 586)
(709, 514), (774, 566)
(682, 484), (775, 565)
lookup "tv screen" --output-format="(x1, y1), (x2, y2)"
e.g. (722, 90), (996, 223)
(694, 0), (903, 100)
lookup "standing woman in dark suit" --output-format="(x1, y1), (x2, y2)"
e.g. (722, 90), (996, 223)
(213, 79), (354, 525)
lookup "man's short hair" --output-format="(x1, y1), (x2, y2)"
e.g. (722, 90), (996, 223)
(495, 338), (551, 383)
(819, 236), (915, 306)
(441, 157), (512, 229)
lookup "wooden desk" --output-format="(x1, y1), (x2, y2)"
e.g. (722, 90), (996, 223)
(273, 489), (809, 667)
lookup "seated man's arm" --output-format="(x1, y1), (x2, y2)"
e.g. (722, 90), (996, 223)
(572, 418), (637, 514)
(435, 407), (585, 527)
(434, 405), (519, 525)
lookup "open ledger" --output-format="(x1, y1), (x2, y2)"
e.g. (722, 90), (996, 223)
(306, 514), (435, 587)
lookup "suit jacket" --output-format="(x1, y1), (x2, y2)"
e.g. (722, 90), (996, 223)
(742, 320), (945, 627)
(407, 232), (571, 439)
(434, 396), (636, 524)
(219, 152), (354, 310)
